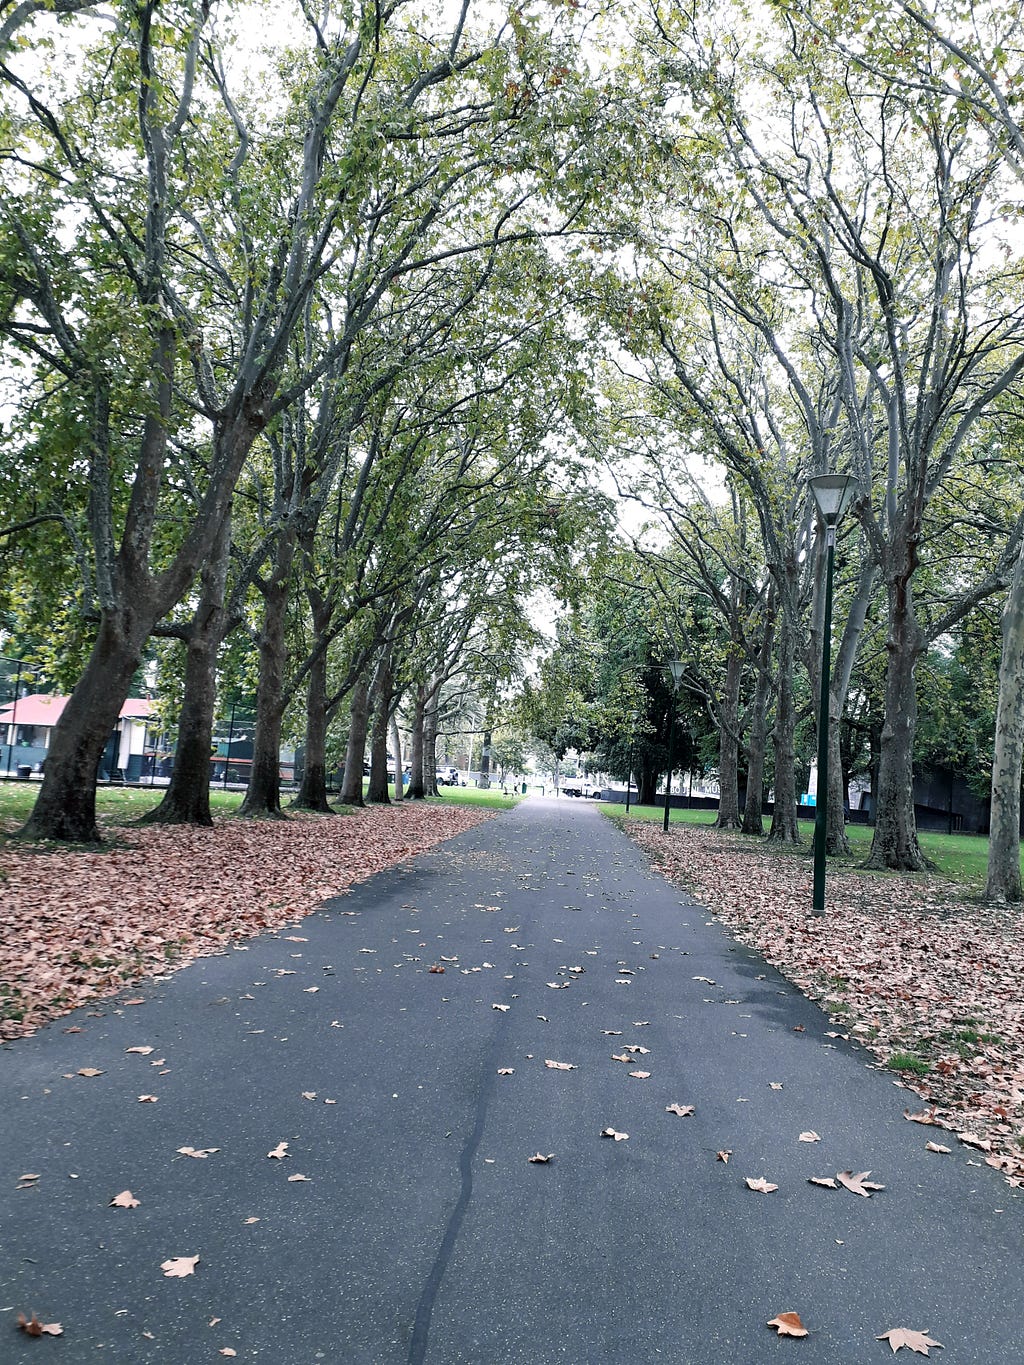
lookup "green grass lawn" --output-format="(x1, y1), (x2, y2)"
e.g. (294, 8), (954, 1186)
(601, 799), (1012, 892)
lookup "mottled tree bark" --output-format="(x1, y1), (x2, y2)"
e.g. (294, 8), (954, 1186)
(338, 677), (370, 806)
(390, 718), (404, 801)
(366, 657), (393, 804)
(768, 602), (801, 844)
(142, 513), (233, 827)
(986, 554), (1024, 902)
(865, 569), (929, 871)
(238, 529), (296, 819)
(406, 685), (426, 799)
(715, 650), (743, 829)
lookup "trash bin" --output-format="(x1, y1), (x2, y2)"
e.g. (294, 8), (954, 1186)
(16, 764), (32, 779)
(521, 781), (527, 794)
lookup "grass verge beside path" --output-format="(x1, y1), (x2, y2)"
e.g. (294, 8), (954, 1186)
(0, 790), (497, 1042)
(611, 811), (1024, 1186)
(601, 801), (1006, 891)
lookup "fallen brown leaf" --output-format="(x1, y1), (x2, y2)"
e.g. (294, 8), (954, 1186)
(138, 1094), (159, 1103)
(497, 1068), (515, 1075)
(528, 1152), (554, 1163)
(176, 1146), (219, 1159)
(17, 1312), (63, 1337)
(809, 1176), (839, 1188)
(601, 1128), (629, 1140)
(716, 1150), (731, 1163)
(876, 1327), (944, 1355)
(925, 1141), (952, 1154)
(767, 1312), (808, 1338)
(428, 965), (446, 974)
(628, 1070), (651, 1079)
(665, 1103), (695, 1116)
(287, 1173), (311, 1182)
(745, 1177), (778, 1193)
(161, 1255), (199, 1278)
(125, 1046), (154, 1055)
(219, 1350), (237, 1358)
(110, 1190), (140, 1208)
(77, 1067), (103, 1078)
(544, 1060), (576, 1071)
(836, 1170), (885, 1197)
(267, 1142), (289, 1160)
(798, 1131), (821, 1143)
(904, 1107), (940, 1126)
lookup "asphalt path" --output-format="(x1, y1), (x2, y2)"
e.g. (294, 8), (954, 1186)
(3, 796), (1022, 1364)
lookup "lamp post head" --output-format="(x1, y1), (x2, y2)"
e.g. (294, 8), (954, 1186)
(808, 473), (858, 527)
(666, 659), (685, 691)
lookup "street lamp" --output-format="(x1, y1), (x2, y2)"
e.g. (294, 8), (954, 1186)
(808, 473), (858, 914)
(663, 659), (685, 833)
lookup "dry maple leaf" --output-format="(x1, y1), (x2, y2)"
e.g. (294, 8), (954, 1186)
(17, 1313), (63, 1337)
(267, 1142), (289, 1159)
(628, 1070), (651, 1079)
(161, 1255), (199, 1278)
(798, 1131), (821, 1143)
(809, 1176), (839, 1189)
(497, 1068), (515, 1075)
(767, 1312), (808, 1338)
(219, 1350), (237, 1358)
(428, 965), (446, 974)
(138, 1094), (159, 1103)
(745, 1177), (778, 1193)
(77, 1067), (103, 1078)
(925, 1141), (952, 1154)
(287, 1173), (311, 1182)
(716, 1151), (731, 1164)
(957, 1132), (992, 1153)
(242, 1217), (259, 1225)
(611, 1052), (631, 1063)
(176, 1146), (219, 1158)
(904, 1107), (940, 1126)
(836, 1170), (885, 1197)
(492, 1004), (510, 1012)
(769, 1082), (784, 1090)
(110, 1190), (140, 1209)
(301, 1091), (317, 1100)
(876, 1327), (944, 1355)
(528, 1152), (554, 1163)
(544, 1060), (576, 1071)
(665, 1103), (694, 1116)
(126, 1046), (154, 1055)
(601, 1128), (629, 1140)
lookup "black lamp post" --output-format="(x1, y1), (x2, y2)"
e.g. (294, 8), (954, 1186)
(808, 473), (858, 914)
(662, 659), (685, 833)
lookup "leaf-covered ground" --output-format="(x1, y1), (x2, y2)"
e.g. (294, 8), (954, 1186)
(0, 804), (493, 1041)
(625, 819), (1024, 1187)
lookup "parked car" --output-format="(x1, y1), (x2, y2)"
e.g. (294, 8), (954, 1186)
(563, 779), (603, 799)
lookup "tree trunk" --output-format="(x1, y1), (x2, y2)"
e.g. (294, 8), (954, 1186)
(366, 659), (393, 804)
(825, 557), (877, 855)
(339, 678), (370, 806)
(768, 604), (801, 844)
(716, 651), (742, 829)
(742, 606), (776, 836)
(423, 691), (440, 797)
(142, 512), (233, 827)
(865, 571), (929, 870)
(19, 609), (151, 842)
(238, 532), (296, 819)
(406, 685), (426, 799)
(390, 718), (404, 802)
(143, 631), (219, 826)
(637, 763), (658, 806)
(292, 641), (332, 813)
(742, 675), (770, 837)
(985, 553), (1024, 902)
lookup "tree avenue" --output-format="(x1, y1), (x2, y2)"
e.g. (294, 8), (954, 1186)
(3, 0), (1024, 902)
